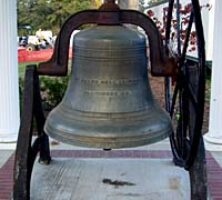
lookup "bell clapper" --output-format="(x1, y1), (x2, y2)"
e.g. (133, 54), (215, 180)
(103, 148), (112, 151)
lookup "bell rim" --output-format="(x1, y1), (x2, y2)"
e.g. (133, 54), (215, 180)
(45, 119), (171, 149)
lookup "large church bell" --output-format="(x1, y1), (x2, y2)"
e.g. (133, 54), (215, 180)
(43, 1), (175, 149)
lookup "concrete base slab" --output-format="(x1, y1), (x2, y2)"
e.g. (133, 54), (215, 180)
(0, 150), (13, 168)
(31, 158), (190, 200)
(0, 142), (16, 150)
(0, 132), (18, 143)
(204, 134), (222, 151)
(210, 151), (222, 167)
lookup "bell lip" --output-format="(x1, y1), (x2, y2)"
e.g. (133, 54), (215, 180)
(44, 103), (172, 149)
(44, 122), (171, 149)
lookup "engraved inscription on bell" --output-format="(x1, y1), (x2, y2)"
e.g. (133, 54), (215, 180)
(64, 26), (151, 113)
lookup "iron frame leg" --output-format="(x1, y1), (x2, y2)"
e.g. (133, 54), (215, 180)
(13, 65), (51, 200)
(189, 137), (208, 200)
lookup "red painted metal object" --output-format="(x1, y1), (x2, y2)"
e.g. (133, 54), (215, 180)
(18, 48), (72, 63)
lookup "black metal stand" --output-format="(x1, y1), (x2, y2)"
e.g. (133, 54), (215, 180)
(189, 137), (208, 199)
(13, 65), (51, 200)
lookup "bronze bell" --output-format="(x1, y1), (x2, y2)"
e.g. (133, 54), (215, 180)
(44, 25), (172, 149)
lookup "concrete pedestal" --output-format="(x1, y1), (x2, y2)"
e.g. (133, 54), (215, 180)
(31, 158), (190, 200)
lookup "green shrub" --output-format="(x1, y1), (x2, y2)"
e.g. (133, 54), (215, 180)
(19, 75), (70, 111)
(40, 76), (69, 110)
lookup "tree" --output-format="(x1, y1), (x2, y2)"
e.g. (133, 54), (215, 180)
(17, 0), (96, 34)
(92, 0), (101, 8)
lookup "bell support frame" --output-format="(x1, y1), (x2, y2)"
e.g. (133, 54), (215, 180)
(13, 0), (207, 199)
(13, 65), (51, 199)
(165, 0), (207, 199)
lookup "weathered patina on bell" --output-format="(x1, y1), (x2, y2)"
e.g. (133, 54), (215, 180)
(44, 25), (172, 148)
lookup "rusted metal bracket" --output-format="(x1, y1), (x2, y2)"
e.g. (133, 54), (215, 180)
(38, 4), (177, 76)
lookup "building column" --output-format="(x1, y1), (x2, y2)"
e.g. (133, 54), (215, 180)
(0, 0), (20, 143)
(204, 0), (222, 151)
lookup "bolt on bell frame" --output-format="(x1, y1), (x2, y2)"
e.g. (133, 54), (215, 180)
(13, 0), (207, 199)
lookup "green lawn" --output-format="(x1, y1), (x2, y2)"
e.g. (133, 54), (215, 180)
(19, 62), (39, 78)
(19, 61), (72, 79)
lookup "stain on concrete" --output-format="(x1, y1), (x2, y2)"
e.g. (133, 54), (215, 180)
(102, 178), (136, 188)
(169, 176), (181, 189)
(120, 172), (127, 176)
